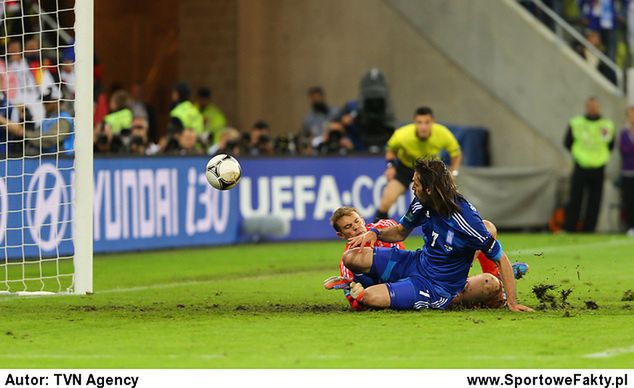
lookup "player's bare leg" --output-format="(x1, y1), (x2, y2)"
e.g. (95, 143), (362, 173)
(349, 282), (390, 308)
(377, 180), (406, 216)
(450, 273), (503, 308)
(341, 247), (374, 273)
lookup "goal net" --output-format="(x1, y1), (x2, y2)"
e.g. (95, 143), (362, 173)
(0, 0), (92, 294)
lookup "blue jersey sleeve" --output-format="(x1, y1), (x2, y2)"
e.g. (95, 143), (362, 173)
(481, 237), (502, 262)
(451, 200), (503, 262)
(399, 198), (427, 230)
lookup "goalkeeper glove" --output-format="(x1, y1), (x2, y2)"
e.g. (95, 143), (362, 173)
(349, 282), (365, 302)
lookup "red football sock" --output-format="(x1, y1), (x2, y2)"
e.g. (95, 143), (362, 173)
(476, 251), (500, 278)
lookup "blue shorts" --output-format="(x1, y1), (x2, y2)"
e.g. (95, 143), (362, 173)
(386, 276), (455, 310)
(371, 247), (455, 310)
(368, 246), (419, 284)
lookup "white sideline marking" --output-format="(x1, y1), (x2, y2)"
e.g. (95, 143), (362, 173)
(0, 269), (326, 299)
(101, 280), (217, 294)
(311, 354), (342, 360)
(0, 354), (114, 359)
(99, 269), (324, 294)
(0, 293), (67, 303)
(471, 344), (634, 360)
(583, 345), (634, 359)
(0, 353), (225, 360)
(469, 354), (566, 361)
(507, 238), (633, 256)
(199, 354), (225, 359)
(7, 351), (628, 362)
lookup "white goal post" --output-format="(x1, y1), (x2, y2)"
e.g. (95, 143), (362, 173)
(0, 0), (93, 295)
(73, 0), (94, 294)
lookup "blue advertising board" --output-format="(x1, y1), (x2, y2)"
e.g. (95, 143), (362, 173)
(92, 157), (240, 253)
(0, 158), (75, 259)
(0, 155), (414, 257)
(238, 156), (414, 240)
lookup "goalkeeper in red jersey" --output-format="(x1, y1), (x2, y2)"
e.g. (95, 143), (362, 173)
(323, 207), (405, 310)
(324, 207), (528, 310)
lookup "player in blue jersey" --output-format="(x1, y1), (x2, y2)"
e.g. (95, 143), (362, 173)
(344, 158), (534, 312)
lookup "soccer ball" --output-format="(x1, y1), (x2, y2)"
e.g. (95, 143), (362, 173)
(205, 154), (242, 190)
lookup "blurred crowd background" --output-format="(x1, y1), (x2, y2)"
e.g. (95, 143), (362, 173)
(0, 0), (633, 234)
(3, 0), (634, 160)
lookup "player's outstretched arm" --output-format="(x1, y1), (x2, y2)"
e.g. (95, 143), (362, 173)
(496, 252), (534, 312)
(347, 224), (411, 249)
(378, 223), (412, 242)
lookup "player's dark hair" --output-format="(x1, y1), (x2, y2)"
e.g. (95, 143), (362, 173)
(414, 106), (433, 117)
(413, 158), (461, 218)
(330, 207), (359, 232)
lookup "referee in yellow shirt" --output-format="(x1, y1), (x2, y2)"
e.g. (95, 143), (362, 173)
(374, 106), (462, 221)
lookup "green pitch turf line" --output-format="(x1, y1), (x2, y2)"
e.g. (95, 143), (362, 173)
(99, 268), (330, 294)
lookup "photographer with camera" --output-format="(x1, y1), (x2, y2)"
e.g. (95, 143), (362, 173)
(94, 89), (133, 154)
(94, 131), (112, 154)
(245, 120), (274, 156)
(162, 117), (185, 154)
(301, 86), (339, 151)
(208, 127), (242, 156)
(317, 120), (354, 155)
(161, 117), (203, 155)
(128, 117), (160, 155)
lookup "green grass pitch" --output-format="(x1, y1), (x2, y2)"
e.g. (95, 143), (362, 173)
(0, 233), (633, 368)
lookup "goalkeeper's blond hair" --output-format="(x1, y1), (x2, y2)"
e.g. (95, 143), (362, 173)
(330, 207), (359, 232)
